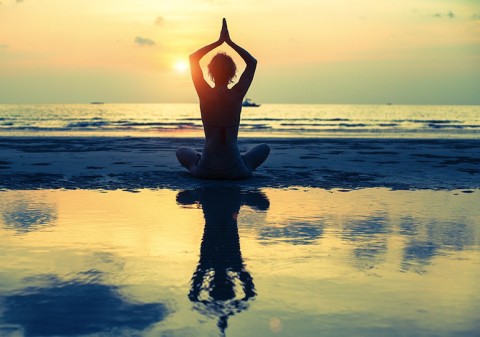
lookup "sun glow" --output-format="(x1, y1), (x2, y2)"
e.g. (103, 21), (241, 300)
(173, 60), (189, 73)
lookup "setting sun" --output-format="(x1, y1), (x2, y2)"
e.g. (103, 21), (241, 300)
(173, 60), (189, 74)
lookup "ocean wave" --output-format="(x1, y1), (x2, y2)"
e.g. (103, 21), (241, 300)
(280, 123), (369, 127)
(428, 124), (480, 129)
(182, 117), (352, 122)
(392, 119), (461, 124)
(119, 121), (198, 127)
(66, 121), (111, 128)
(1, 104), (479, 138)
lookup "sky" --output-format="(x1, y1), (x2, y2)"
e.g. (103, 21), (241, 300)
(0, 0), (479, 104)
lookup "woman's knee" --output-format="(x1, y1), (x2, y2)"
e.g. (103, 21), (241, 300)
(257, 143), (270, 156)
(250, 143), (270, 159)
(176, 147), (188, 159)
(176, 147), (198, 168)
(244, 143), (270, 170)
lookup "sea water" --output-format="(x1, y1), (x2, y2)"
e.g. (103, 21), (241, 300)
(0, 104), (479, 138)
(0, 188), (479, 337)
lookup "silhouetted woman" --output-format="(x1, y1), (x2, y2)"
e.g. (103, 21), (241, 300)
(176, 19), (270, 179)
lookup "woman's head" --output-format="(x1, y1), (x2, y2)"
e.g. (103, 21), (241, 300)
(208, 52), (237, 85)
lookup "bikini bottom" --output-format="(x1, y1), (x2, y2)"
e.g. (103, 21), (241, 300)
(191, 156), (252, 180)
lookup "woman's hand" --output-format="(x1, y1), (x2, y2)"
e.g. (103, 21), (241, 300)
(219, 18), (232, 44)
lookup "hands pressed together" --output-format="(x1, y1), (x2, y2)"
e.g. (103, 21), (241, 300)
(219, 18), (233, 45)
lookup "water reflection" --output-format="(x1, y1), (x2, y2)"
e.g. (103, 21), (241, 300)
(177, 188), (269, 336)
(401, 220), (475, 272)
(1, 196), (57, 234)
(341, 214), (390, 269)
(1, 270), (168, 337)
(259, 221), (324, 245)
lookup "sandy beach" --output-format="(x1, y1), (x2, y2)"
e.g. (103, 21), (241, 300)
(1, 137), (480, 336)
(1, 137), (479, 190)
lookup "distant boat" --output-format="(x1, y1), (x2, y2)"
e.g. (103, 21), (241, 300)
(242, 98), (260, 107)
(90, 102), (104, 105)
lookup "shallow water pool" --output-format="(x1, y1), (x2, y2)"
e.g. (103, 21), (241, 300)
(0, 188), (479, 337)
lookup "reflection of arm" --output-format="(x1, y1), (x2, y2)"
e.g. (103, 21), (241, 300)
(239, 270), (256, 299)
(189, 40), (221, 96)
(188, 267), (205, 301)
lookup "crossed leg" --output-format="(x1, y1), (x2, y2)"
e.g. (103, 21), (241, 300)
(176, 147), (201, 171)
(242, 143), (270, 171)
(176, 143), (270, 175)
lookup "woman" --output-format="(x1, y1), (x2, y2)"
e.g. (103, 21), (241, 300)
(176, 19), (270, 179)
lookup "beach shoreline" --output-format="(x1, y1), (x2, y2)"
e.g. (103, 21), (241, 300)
(1, 136), (479, 190)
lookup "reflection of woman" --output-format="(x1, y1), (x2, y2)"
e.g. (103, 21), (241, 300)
(176, 19), (270, 179)
(176, 188), (269, 334)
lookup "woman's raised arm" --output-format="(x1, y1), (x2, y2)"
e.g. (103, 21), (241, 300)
(222, 19), (257, 97)
(189, 25), (224, 96)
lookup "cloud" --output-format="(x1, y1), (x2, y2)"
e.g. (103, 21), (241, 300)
(134, 36), (156, 46)
(2, 198), (57, 233)
(155, 16), (165, 26)
(433, 10), (455, 19)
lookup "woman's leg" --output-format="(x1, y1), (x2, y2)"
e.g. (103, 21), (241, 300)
(242, 144), (270, 170)
(176, 147), (201, 171)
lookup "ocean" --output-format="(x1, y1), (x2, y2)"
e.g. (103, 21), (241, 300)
(1, 104), (480, 336)
(0, 104), (479, 138)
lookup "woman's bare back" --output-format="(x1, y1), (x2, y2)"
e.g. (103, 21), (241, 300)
(175, 19), (270, 179)
(199, 88), (243, 169)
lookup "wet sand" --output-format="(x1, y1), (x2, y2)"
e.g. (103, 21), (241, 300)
(1, 137), (479, 190)
(1, 136), (479, 336)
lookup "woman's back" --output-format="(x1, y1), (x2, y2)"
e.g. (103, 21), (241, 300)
(175, 18), (270, 179)
(199, 88), (243, 169)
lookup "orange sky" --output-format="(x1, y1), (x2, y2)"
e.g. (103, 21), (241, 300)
(1, 0), (479, 103)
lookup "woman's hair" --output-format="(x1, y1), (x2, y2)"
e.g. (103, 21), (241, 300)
(207, 52), (237, 84)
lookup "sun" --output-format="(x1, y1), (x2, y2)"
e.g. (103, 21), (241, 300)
(173, 60), (189, 73)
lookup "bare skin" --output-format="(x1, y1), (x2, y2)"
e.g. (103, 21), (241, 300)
(176, 19), (270, 179)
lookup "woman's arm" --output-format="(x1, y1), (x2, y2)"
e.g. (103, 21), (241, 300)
(189, 26), (224, 96)
(222, 19), (257, 97)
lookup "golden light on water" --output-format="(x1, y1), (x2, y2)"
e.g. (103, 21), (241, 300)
(1, 188), (479, 335)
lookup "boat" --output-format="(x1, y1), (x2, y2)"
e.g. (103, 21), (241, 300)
(90, 102), (105, 105)
(242, 98), (260, 107)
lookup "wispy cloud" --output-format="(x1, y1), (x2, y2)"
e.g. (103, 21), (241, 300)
(134, 36), (156, 46)
(155, 16), (165, 26)
(433, 10), (455, 19)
